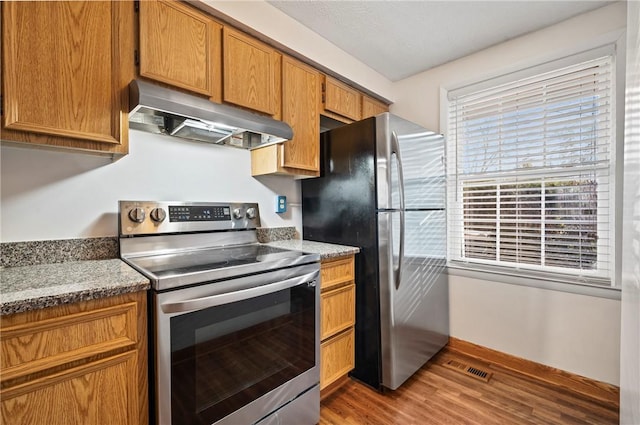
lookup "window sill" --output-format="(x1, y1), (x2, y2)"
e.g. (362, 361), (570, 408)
(447, 263), (621, 300)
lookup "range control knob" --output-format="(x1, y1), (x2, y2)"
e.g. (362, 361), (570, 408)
(245, 207), (257, 219)
(232, 208), (244, 220)
(128, 207), (145, 223)
(150, 208), (166, 223)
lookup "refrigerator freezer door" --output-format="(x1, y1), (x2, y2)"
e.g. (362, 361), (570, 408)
(398, 132), (445, 210)
(376, 113), (444, 210)
(389, 116), (445, 210)
(379, 209), (448, 390)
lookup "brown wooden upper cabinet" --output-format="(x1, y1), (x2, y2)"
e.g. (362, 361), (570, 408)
(223, 27), (280, 116)
(139, 0), (222, 102)
(251, 55), (320, 177)
(281, 56), (320, 173)
(1, 1), (134, 155)
(322, 75), (362, 122)
(362, 95), (389, 119)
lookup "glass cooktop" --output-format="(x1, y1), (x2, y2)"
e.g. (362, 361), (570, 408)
(123, 244), (320, 291)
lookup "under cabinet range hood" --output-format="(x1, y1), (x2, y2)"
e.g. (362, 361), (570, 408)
(128, 79), (293, 149)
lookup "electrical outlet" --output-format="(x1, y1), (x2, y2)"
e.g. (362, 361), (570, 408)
(275, 196), (287, 213)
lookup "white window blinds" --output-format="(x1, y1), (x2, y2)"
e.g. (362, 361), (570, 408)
(447, 54), (614, 285)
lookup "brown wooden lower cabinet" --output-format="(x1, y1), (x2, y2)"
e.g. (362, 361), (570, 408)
(320, 255), (356, 393)
(0, 292), (148, 425)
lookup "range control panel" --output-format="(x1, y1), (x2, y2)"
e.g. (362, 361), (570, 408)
(168, 205), (231, 222)
(119, 201), (260, 236)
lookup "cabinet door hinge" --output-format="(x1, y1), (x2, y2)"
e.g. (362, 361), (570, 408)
(134, 50), (140, 67)
(134, 0), (140, 12)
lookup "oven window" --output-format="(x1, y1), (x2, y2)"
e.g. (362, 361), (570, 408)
(169, 284), (316, 424)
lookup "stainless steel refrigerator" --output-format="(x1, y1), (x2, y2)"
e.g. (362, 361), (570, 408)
(302, 112), (448, 390)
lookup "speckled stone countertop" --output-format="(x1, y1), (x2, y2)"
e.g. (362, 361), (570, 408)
(265, 239), (360, 260)
(0, 259), (150, 316)
(256, 226), (359, 259)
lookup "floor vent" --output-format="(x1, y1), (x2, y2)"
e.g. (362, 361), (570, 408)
(443, 360), (492, 383)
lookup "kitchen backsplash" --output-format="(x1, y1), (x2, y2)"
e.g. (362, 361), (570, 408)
(256, 226), (298, 243)
(0, 227), (299, 268)
(1, 237), (118, 268)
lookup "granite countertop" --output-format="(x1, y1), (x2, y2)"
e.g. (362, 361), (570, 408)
(0, 259), (150, 316)
(265, 239), (360, 260)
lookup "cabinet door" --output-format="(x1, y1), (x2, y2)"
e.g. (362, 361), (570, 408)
(362, 95), (389, 119)
(323, 75), (361, 121)
(1, 1), (133, 155)
(139, 0), (222, 101)
(281, 56), (320, 172)
(223, 27), (278, 115)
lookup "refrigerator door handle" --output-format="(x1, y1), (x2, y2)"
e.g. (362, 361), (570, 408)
(396, 210), (405, 290)
(391, 131), (405, 211)
(391, 131), (405, 289)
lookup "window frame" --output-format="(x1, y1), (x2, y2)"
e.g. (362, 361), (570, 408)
(443, 44), (621, 290)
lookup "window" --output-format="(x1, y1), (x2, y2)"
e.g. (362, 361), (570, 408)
(446, 51), (615, 286)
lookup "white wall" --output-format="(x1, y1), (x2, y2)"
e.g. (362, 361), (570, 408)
(450, 276), (621, 384)
(0, 131), (301, 242)
(391, 2), (627, 386)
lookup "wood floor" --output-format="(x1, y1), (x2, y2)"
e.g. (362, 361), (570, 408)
(320, 347), (619, 425)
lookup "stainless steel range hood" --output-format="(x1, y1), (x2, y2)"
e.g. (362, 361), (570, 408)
(128, 79), (293, 149)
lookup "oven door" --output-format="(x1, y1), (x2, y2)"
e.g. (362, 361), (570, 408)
(153, 263), (320, 425)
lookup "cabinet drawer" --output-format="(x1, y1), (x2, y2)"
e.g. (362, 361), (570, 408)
(321, 256), (355, 291)
(1, 301), (139, 382)
(320, 328), (355, 390)
(321, 284), (355, 340)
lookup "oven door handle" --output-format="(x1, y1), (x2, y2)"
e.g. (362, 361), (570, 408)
(160, 270), (320, 314)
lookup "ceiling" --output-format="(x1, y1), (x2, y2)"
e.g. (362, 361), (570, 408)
(267, 0), (615, 82)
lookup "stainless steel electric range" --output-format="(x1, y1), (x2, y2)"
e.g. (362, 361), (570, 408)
(118, 201), (321, 425)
